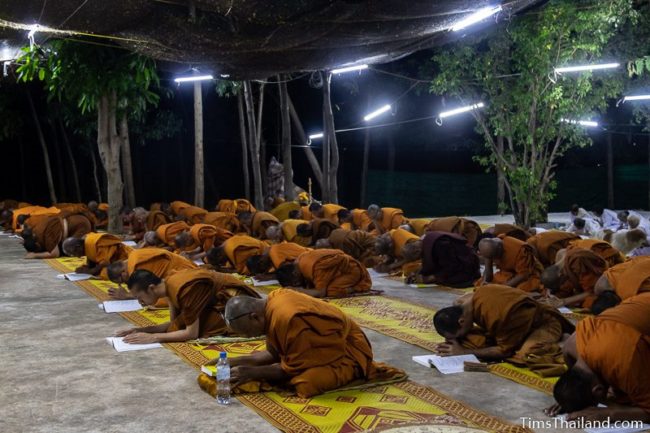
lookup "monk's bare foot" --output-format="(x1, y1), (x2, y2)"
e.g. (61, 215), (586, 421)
(108, 286), (133, 300)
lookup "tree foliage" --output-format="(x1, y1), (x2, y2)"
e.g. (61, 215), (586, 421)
(430, 0), (636, 226)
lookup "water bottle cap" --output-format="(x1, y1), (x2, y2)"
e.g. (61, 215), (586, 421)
(220, 352), (227, 359)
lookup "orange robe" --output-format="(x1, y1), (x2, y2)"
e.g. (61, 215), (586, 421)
(165, 269), (260, 337)
(189, 224), (232, 251)
(181, 206), (208, 225)
(270, 201), (301, 221)
(492, 224), (531, 242)
(95, 203), (109, 227)
(557, 248), (607, 307)
(389, 228), (420, 258)
(309, 218), (339, 245)
(409, 218), (432, 236)
(265, 289), (400, 397)
(295, 249), (371, 297)
(477, 235), (543, 292)
(216, 199), (237, 214)
(426, 217), (481, 247)
(66, 214), (93, 238)
(526, 231), (581, 267)
(328, 229), (377, 262)
(604, 257), (650, 300)
(322, 204), (346, 223)
(250, 211), (280, 238)
(569, 238), (624, 267)
(235, 198), (256, 214)
(576, 293), (650, 413)
(301, 205), (313, 221)
(268, 242), (311, 269)
(156, 221), (191, 246)
(204, 212), (241, 233)
(351, 209), (373, 231)
(222, 235), (269, 274)
(25, 214), (64, 252)
(170, 200), (192, 217)
(465, 284), (574, 361)
(12, 206), (55, 231)
(18, 202), (32, 208)
(84, 232), (132, 277)
(280, 219), (311, 246)
(145, 210), (171, 231)
(127, 248), (197, 277)
(378, 207), (407, 232)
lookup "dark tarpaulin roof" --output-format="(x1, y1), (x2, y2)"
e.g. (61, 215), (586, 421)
(0, 0), (542, 78)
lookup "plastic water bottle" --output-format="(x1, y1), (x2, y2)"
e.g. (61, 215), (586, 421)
(216, 352), (231, 405)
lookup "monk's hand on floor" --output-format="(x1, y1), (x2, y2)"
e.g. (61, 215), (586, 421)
(230, 366), (254, 388)
(435, 340), (467, 356)
(108, 286), (130, 300)
(544, 403), (563, 417)
(115, 327), (138, 337)
(123, 332), (158, 344)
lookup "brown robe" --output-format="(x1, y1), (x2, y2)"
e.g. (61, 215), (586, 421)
(426, 217), (482, 247)
(327, 229), (377, 263)
(557, 247), (607, 307)
(24, 214), (64, 252)
(280, 219), (311, 246)
(170, 201), (192, 217)
(492, 224), (531, 242)
(526, 231), (581, 267)
(145, 210), (172, 231)
(156, 221), (191, 246)
(189, 224), (232, 252)
(322, 204), (346, 223)
(309, 218), (339, 245)
(127, 248), (197, 277)
(203, 212), (241, 233)
(268, 242), (311, 269)
(569, 238), (625, 267)
(250, 211), (280, 238)
(476, 235), (543, 292)
(84, 232), (132, 277)
(181, 206), (208, 225)
(222, 235), (269, 274)
(351, 209), (373, 231)
(295, 249), (371, 297)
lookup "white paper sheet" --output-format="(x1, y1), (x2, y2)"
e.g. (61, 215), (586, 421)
(193, 259), (204, 266)
(121, 240), (137, 247)
(102, 300), (143, 313)
(412, 354), (480, 374)
(252, 278), (280, 287)
(56, 273), (94, 281)
(557, 306), (572, 314)
(105, 337), (162, 352)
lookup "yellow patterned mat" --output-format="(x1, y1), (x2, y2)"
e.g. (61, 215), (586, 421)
(45, 257), (530, 433)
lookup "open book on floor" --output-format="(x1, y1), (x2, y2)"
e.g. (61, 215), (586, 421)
(412, 354), (480, 374)
(99, 300), (143, 313)
(106, 337), (162, 352)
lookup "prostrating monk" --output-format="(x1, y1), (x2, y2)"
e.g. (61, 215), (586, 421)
(155, 221), (191, 248)
(276, 249), (371, 298)
(485, 223), (532, 242)
(8, 205), (59, 232)
(203, 211), (241, 233)
(216, 199), (237, 214)
(541, 247), (607, 309)
(205, 235), (268, 275)
(408, 232), (480, 287)
(53, 203), (97, 228)
(425, 217), (482, 248)
(296, 218), (339, 246)
(547, 294), (650, 423)
(62, 232), (132, 277)
(145, 209), (172, 231)
(180, 205), (208, 225)
(169, 200), (192, 217)
(590, 256), (650, 314)
(367, 204), (407, 234)
(238, 211), (280, 239)
(316, 228), (379, 267)
(567, 238), (624, 267)
(309, 203), (347, 224)
(122, 207), (148, 242)
(246, 242), (311, 277)
(235, 198), (256, 214)
(347, 208), (374, 231)
(270, 201), (301, 221)
(402, 218), (432, 236)
(374, 228), (422, 273)
(114, 269), (261, 343)
(206, 290), (404, 398)
(174, 224), (233, 261)
(476, 236), (543, 292)
(22, 213), (92, 259)
(265, 219), (311, 247)
(526, 231), (581, 267)
(434, 284), (574, 363)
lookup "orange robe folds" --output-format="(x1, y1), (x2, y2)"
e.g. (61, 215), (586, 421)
(65, 214), (93, 238)
(378, 207), (407, 232)
(268, 242), (311, 269)
(216, 199), (237, 214)
(264, 289), (398, 397)
(280, 219), (311, 246)
(569, 238), (624, 267)
(222, 235), (269, 274)
(389, 228), (420, 258)
(526, 231), (580, 267)
(165, 269), (260, 337)
(127, 248), (197, 277)
(204, 212), (241, 233)
(409, 218), (432, 236)
(25, 214), (64, 252)
(12, 206), (56, 231)
(181, 206), (208, 225)
(322, 204), (346, 223)
(466, 284), (574, 362)
(84, 232), (132, 270)
(270, 202), (301, 222)
(301, 205), (313, 221)
(250, 211), (280, 238)
(295, 249), (371, 297)
(189, 224), (232, 251)
(426, 217), (481, 247)
(604, 256), (650, 300)
(477, 235), (543, 292)
(557, 248), (607, 307)
(328, 229), (377, 263)
(309, 218), (339, 245)
(492, 224), (531, 242)
(351, 209), (373, 231)
(156, 221), (191, 246)
(170, 200), (192, 217)
(146, 210), (172, 231)
(235, 199), (256, 214)
(576, 293), (650, 412)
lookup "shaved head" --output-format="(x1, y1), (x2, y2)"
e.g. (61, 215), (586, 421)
(143, 231), (160, 246)
(478, 238), (502, 259)
(62, 237), (85, 257)
(400, 224), (415, 234)
(224, 296), (267, 337)
(541, 265), (561, 291)
(88, 201), (99, 211)
(402, 240), (423, 261)
(266, 225), (282, 242)
(174, 231), (192, 249)
(374, 233), (393, 256)
(314, 239), (331, 249)
(367, 204), (380, 219)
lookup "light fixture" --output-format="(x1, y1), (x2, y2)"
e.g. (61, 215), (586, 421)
(560, 118), (599, 128)
(331, 65), (369, 74)
(174, 74), (214, 83)
(363, 104), (391, 122)
(554, 63), (620, 74)
(439, 103), (485, 119)
(27, 24), (40, 40)
(623, 94), (650, 102)
(451, 5), (502, 32)
(308, 133), (324, 140)
(220, 74), (230, 78)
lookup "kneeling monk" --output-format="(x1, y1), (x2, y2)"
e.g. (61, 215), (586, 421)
(62, 233), (132, 278)
(276, 249), (371, 298)
(208, 290), (404, 397)
(476, 236), (543, 292)
(115, 269), (261, 343)
(590, 256), (650, 314)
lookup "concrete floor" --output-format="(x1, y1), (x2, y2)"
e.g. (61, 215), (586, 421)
(0, 235), (573, 433)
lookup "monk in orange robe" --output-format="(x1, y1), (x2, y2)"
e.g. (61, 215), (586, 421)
(204, 211), (241, 233)
(425, 217), (482, 248)
(590, 256), (650, 314)
(476, 236), (543, 292)
(235, 198), (256, 214)
(296, 218), (339, 246)
(22, 213), (92, 259)
(434, 284), (574, 364)
(246, 242), (311, 277)
(275, 249), (371, 298)
(367, 204), (407, 234)
(174, 224), (233, 261)
(567, 238), (624, 267)
(87, 201), (109, 228)
(53, 203), (98, 228)
(526, 231), (581, 267)
(180, 205), (208, 225)
(155, 221), (191, 248)
(309, 203), (347, 224)
(206, 235), (268, 275)
(403, 218), (432, 236)
(115, 268), (261, 343)
(238, 211), (280, 239)
(10, 205), (60, 232)
(216, 199), (237, 214)
(145, 209), (172, 231)
(62, 232), (132, 278)
(317, 228), (379, 266)
(209, 290), (404, 398)
(485, 223), (532, 242)
(265, 219), (311, 247)
(169, 200), (192, 217)
(270, 201), (301, 221)
(548, 294), (650, 423)
(374, 228), (422, 273)
(345, 208), (374, 231)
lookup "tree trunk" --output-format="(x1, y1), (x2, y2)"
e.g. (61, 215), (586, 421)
(97, 93), (124, 233)
(59, 119), (82, 202)
(360, 127), (371, 207)
(193, 81), (205, 207)
(287, 95), (323, 191)
(119, 114), (136, 208)
(496, 136), (506, 214)
(26, 90), (57, 204)
(320, 71), (332, 202)
(244, 80), (263, 209)
(256, 83), (267, 198)
(607, 132), (614, 209)
(90, 145), (102, 202)
(237, 93), (251, 200)
(279, 76), (295, 200)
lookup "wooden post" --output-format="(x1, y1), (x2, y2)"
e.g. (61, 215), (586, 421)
(193, 79), (205, 207)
